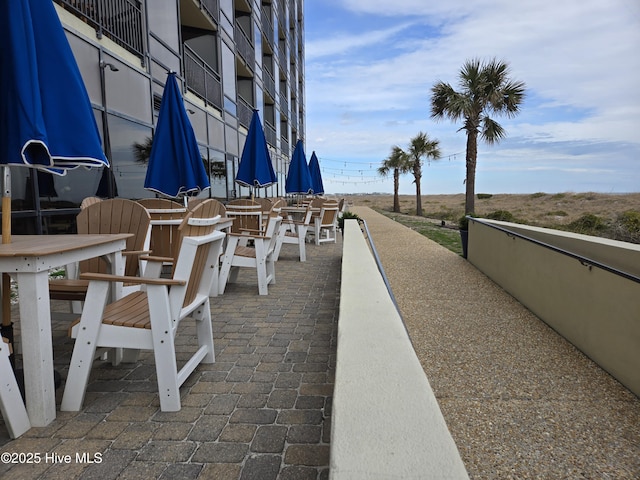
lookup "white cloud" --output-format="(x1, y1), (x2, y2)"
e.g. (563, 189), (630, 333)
(305, 0), (640, 194)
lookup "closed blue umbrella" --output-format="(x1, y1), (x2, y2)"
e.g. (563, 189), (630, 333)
(285, 140), (313, 195)
(0, 0), (108, 173)
(144, 72), (209, 198)
(236, 110), (277, 195)
(308, 151), (324, 195)
(0, 0), (108, 345)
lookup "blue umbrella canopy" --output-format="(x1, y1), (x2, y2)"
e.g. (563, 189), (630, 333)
(144, 72), (209, 198)
(236, 110), (277, 189)
(0, 0), (108, 173)
(285, 140), (313, 195)
(308, 151), (324, 195)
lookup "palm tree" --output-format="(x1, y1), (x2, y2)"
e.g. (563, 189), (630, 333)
(378, 146), (411, 213)
(407, 132), (441, 216)
(431, 58), (525, 214)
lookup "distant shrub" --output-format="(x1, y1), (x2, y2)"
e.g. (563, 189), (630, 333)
(551, 193), (567, 200)
(618, 210), (640, 234)
(530, 192), (547, 199)
(486, 210), (515, 222)
(568, 214), (606, 232)
(610, 210), (640, 243)
(477, 193), (493, 199)
(546, 210), (568, 217)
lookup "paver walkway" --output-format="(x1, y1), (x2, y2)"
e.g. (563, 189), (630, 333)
(0, 237), (341, 480)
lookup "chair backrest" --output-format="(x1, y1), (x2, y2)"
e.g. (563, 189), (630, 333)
(226, 202), (262, 234)
(263, 214), (283, 255)
(320, 201), (340, 226)
(227, 198), (258, 207)
(76, 198), (151, 276)
(138, 198), (187, 258)
(80, 196), (102, 210)
(172, 202), (224, 310)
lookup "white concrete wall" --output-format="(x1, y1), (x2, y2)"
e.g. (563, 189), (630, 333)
(329, 220), (469, 480)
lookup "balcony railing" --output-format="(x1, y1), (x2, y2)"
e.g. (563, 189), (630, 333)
(261, 9), (274, 49)
(262, 69), (276, 101)
(237, 97), (253, 129)
(199, 0), (219, 23)
(184, 44), (222, 110)
(55, 0), (144, 58)
(264, 122), (276, 147)
(234, 24), (255, 70)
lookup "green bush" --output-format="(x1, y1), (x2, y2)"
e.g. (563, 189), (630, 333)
(338, 211), (361, 230)
(486, 210), (515, 222)
(530, 192), (547, 199)
(568, 214), (606, 232)
(477, 193), (493, 199)
(618, 210), (640, 234)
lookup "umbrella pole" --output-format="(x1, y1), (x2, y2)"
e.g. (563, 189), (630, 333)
(1, 168), (13, 367)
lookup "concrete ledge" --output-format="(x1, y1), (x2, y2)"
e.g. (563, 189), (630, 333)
(329, 220), (469, 480)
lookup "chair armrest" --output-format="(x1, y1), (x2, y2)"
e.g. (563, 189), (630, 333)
(123, 250), (152, 257)
(79, 272), (186, 286)
(139, 255), (174, 263)
(228, 232), (271, 240)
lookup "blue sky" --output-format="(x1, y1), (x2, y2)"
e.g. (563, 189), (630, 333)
(303, 0), (640, 195)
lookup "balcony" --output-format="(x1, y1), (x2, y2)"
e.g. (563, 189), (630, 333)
(55, 0), (144, 58)
(184, 44), (222, 110)
(234, 24), (255, 70)
(237, 96), (253, 129)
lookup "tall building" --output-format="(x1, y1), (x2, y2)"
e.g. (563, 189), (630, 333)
(11, 0), (305, 234)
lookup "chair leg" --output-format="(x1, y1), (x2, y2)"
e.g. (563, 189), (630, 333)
(0, 341), (30, 438)
(148, 287), (181, 412)
(61, 281), (110, 411)
(254, 239), (269, 295)
(194, 300), (215, 363)
(218, 237), (239, 295)
(296, 225), (308, 261)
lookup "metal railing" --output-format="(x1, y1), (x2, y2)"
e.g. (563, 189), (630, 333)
(234, 24), (255, 69)
(262, 68), (276, 100)
(264, 122), (276, 147)
(237, 97), (253, 129)
(55, 0), (144, 58)
(199, 0), (219, 23)
(471, 217), (640, 283)
(184, 44), (222, 109)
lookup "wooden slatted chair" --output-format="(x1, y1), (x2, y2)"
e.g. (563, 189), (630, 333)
(0, 337), (30, 438)
(49, 198), (151, 306)
(80, 196), (102, 210)
(313, 200), (340, 245)
(138, 198), (187, 259)
(225, 201), (263, 237)
(218, 213), (283, 295)
(273, 204), (313, 262)
(61, 202), (225, 412)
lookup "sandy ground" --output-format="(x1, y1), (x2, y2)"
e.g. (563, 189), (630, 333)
(343, 192), (640, 228)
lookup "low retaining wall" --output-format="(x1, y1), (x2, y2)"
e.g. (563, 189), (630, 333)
(329, 220), (468, 480)
(468, 218), (640, 397)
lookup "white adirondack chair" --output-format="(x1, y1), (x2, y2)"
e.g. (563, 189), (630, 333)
(61, 205), (225, 412)
(0, 337), (31, 438)
(218, 214), (283, 295)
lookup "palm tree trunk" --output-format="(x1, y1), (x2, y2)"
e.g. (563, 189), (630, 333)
(465, 131), (478, 214)
(393, 169), (400, 212)
(415, 165), (422, 216)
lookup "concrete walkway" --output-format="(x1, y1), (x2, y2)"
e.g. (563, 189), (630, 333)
(352, 206), (639, 480)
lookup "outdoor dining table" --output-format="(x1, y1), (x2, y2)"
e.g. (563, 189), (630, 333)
(0, 233), (130, 427)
